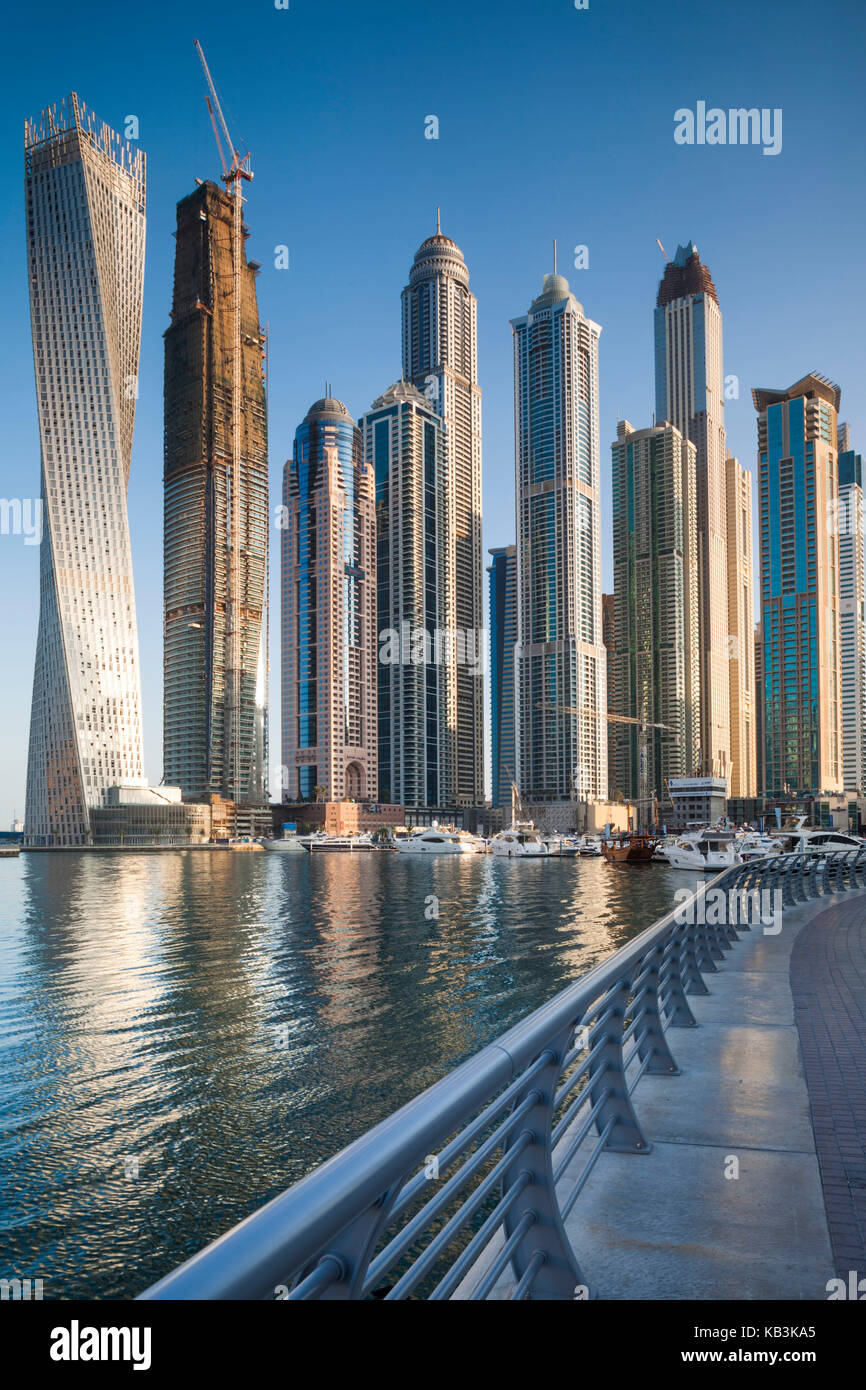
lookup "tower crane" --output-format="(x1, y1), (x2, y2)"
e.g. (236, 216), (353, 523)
(195, 40), (253, 804)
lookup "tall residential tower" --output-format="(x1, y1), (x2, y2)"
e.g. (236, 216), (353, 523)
(488, 545), (517, 822)
(281, 396), (377, 804)
(725, 455), (757, 797)
(655, 242), (730, 782)
(163, 180), (269, 805)
(753, 373), (843, 795)
(24, 96), (146, 846)
(836, 431), (866, 794)
(512, 271), (607, 803)
(402, 221), (483, 806)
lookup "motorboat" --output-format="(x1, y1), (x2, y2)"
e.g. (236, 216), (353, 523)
(262, 827), (307, 853)
(660, 828), (741, 872)
(652, 836), (679, 862)
(579, 835), (603, 857)
(771, 815), (864, 857)
(490, 823), (550, 858)
(305, 832), (376, 853)
(395, 827), (487, 855)
(735, 832), (783, 862)
(544, 835), (580, 857)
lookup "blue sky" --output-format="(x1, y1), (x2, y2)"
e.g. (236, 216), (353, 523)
(1, 0), (864, 825)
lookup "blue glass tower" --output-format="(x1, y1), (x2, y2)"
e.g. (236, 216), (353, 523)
(488, 546), (517, 821)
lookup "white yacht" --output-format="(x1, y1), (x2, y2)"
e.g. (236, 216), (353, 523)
(579, 835), (603, 857)
(395, 827), (487, 855)
(772, 816), (864, 857)
(660, 828), (741, 872)
(544, 835), (580, 857)
(262, 827), (307, 853)
(490, 823), (550, 858)
(305, 832), (376, 853)
(735, 831), (783, 862)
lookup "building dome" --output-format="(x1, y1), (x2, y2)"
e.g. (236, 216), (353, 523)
(529, 272), (581, 314)
(304, 395), (352, 422)
(370, 379), (430, 411)
(408, 226), (470, 289)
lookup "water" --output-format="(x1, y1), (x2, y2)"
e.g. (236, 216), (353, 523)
(0, 849), (693, 1298)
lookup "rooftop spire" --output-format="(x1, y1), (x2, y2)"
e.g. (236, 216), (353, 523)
(436, 205), (441, 235)
(553, 238), (557, 276)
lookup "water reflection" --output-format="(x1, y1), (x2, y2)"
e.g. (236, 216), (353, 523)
(0, 850), (691, 1297)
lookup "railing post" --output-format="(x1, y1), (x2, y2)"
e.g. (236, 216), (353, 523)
(660, 931), (700, 1024)
(501, 1033), (586, 1300)
(634, 946), (681, 1073)
(588, 980), (651, 1154)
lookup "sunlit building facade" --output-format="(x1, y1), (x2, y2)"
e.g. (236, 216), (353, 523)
(611, 421), (700, 805)
(488, 545), (517, 821)
(837, 433), (866, 794)
(24, 95), (146, 845)
(753, 373), (843, 795)
(725, 455), (757, 796)
(361, 381), (448, 807)
(402, 222), (483, 805)
(281, 397), (377, 803)
(512, 271), (607, 803)
(655, 242), (730, 782)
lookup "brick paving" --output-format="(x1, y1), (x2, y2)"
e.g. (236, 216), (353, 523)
(790, 896), (866, 1277)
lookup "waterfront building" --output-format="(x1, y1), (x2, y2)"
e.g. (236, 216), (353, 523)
(754, 620), (765, 796)
(90, 785), (211, 847)
(753, 373), (843, 795)
(163, 180), (269, 806)
(725, 455), (758, 796)
(511, 269), (607, 803)
(655, 242), (730, 782)
(24, 96), (146, 846)
(611, 421), (700, 806)
(601, 594), (619, 798)
(488, 545), (517, 822)
(402, 219), (483, 805)
(360, 381), (448, 807)
(837, 430), (866, 794)
(667, 776), (728, 831)
(281, 396), (377, 803)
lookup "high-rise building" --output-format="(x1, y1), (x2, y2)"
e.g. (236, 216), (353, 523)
(836, 430), (866, 794)
(655, 242), (730, 782)
(725, 455), (757, 796)
(281, 396), (377, 803)
(360, 381), (447, 807)
(611, 421), (700, 805)
(24, 96), (146, 846)
(488, 545), (517, 821)
(402, 219), (483, 805)
(754, 620), (765, 797)
(601, 593), (618, 798)
(163, 180), (268, 805)
(511, 271), (606, 803)
(753, 373), (843, 795)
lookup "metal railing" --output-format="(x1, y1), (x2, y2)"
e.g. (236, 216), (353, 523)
(139, 848), (866, 1301)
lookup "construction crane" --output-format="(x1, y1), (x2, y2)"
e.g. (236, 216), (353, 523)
(535, 702), (672, 831)
(195, 40), (253, 804)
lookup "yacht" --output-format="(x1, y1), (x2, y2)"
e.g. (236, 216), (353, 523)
(660, 828), (741, 872)
(262, 827), (307, 853)
(305, 832), (376, 853)
(579, 835), (603, 857)
(772, 815), (864, 857)
(395, 827), (487, 855)
(544, 835), (580, 857)
(735, 831), (783, 862)
(490, 823), (550, 858)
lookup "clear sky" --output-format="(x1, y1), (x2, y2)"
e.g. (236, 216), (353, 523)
(1, 0), (864, 826)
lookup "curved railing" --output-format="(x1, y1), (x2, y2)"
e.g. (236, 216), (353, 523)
(139, 847), (866, 1301)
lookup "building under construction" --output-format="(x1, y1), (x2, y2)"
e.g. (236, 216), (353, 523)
(163, 178), (269, 804)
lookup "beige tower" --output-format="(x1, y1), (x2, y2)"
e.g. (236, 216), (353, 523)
(725, 456), (757, 796)
(655, 242), (730, 784)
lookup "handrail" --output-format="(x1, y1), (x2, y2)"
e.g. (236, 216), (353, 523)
(139, 847), (866, 1301)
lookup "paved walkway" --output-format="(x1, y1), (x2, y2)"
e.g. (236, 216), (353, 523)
(456, 888), (866, 1301)
(790, 895), (866, 1278)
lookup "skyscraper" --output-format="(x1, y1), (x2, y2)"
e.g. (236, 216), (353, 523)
(361, 380), (447, 807)
(836, 430), (866, 794)
(655, 242), (730, 782)
(725, 455), (757, 797)
(611, 421), (700, 805)
(24, 96), (146, 846)
(281, 396), (377, 804)
(753, 373), (843, 795)
(601, 593), (618, 798)
(163, 180), (269, 805)
(512, 270), (607, 803)
(488, 545), (517, 822)
(402, 219), (483, 806)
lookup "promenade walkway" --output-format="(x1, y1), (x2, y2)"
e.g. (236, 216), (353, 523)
(457, 889), (866, 1300)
